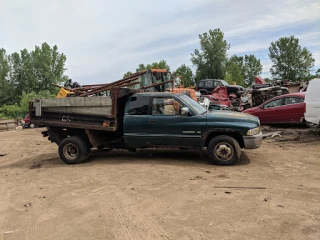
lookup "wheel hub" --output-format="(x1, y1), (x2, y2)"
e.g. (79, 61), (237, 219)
(63, 143), (78, 160)
(214, 143), (233, 161)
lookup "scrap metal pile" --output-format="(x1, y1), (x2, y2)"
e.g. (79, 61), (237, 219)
(249, 76), (289, 106)
(199, 76), (307, 112)
(53, 69), (174, 98)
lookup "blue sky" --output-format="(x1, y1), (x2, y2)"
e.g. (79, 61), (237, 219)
(1, 0), (319, 84)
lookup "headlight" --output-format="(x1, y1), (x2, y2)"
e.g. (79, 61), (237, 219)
(247, 127), (260, 136)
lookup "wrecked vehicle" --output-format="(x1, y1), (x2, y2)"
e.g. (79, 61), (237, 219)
(196, 79), (244, 95)
(243, 92), (310, 126)
(199, 95), (230, 111)
(249, 86), (289, 106)
(199, 86), (245, 111)
(249, 76), (289, 106)
(30, 88), (262, 166)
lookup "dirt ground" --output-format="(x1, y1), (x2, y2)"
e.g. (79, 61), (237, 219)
(0, 127), (320, 240)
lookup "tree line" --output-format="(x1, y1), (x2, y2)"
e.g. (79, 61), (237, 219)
(0, 29), (317, 118)
(124, 28), (317, 87)
(0, 43), (68, 118)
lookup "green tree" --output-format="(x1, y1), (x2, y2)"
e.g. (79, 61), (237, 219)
(173, 64), (194, 87)
(19, 91), (55, 114)
(0, 43), (67, 107)
(226, 55), (244, 85)
(0, 48), (13, 106)
(123, 71), (133, 78)
(32, 43), (67, 92)
(228, 55), (244, 70)
(0, 90), (55, 119)
(225, 63), (244, 85)
(243, 54), (263, 85)
(124, 60), (171, 78)
(191, 28), (230, 82)
(135, 59), (170, 72)
(0, 104), (22, 119)
(7, 52), (23, 103)
(226, 54), (262, 86)
(269, 36), (315, 81)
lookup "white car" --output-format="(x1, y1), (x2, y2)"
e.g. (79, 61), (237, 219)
(304, 78), (320, 126)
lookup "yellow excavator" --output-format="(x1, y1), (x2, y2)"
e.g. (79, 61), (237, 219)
(55, 79), (80, 98)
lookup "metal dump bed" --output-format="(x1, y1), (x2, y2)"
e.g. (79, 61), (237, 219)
(29, 88), (134, 131)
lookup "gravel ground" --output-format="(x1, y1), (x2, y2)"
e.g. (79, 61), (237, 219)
(0, 127), (319, 240)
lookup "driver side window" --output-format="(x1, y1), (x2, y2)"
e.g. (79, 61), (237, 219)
(263, 98), (283, 109)
(152, 97), (183, 115)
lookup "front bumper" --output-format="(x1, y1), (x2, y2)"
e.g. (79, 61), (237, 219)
(243, 131), (263, 149)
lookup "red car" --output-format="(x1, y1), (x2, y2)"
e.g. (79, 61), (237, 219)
(23, 114), (35, 128)
(243, 92), (306, 125)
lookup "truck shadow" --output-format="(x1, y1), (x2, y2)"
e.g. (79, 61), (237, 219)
(87, 148), (251, 167)
(0, 149), (250, 170)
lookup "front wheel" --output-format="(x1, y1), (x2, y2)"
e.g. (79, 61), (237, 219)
(207, 135), (241, 165)
(58, 136), (90, 164)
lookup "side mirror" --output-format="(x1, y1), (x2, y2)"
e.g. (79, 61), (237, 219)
(181, 107), (190, 116)
(260, 105), (264, 109)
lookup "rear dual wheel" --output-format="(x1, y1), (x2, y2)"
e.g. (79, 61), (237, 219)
(58, 136), (90, 164)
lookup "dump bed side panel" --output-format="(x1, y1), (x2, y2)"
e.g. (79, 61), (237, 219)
(29, 88), (137, 132)
(30, 96), (117, 131)
(35, 97), (113, 116)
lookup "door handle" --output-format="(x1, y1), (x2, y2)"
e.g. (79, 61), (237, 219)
(149, 120), (155, 124)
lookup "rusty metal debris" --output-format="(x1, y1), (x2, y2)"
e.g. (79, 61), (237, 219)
(53, 69), (174, 97)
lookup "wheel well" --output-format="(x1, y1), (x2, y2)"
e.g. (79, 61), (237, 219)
(48, 127), (88, 145)
(204, 131), (245, 149)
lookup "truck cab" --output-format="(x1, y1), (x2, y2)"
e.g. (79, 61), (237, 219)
(123, 92), (262, 165)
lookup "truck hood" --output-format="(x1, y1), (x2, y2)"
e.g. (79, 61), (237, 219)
(206, 110), (259, 125)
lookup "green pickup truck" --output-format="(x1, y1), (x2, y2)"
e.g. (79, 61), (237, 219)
(30, 88), (262, 165)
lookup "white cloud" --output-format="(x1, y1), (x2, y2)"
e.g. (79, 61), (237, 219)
(0, 0), (319, 83)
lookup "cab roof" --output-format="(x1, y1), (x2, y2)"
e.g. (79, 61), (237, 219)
(134, 92), (183, 97)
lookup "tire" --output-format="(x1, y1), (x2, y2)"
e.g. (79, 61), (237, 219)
(306, 121), (318, 128)
(207, 135), (241, 165)
(58, 136), (90, 164)
(200, 89), (208, 95)
(128, 148), (137, 152)
(97, 145), (105, 150)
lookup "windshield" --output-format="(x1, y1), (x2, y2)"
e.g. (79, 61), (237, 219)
(180, 95), (207, 115)
(219, 80), (229, 86)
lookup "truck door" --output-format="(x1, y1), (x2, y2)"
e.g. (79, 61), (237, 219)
(148, 96), (204, 147)
(123, 95), (150, 147)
